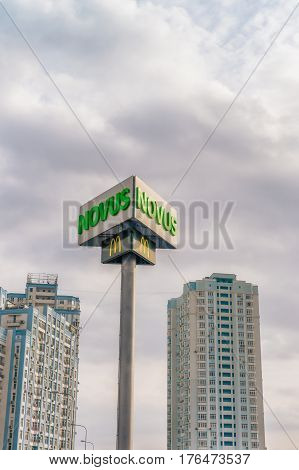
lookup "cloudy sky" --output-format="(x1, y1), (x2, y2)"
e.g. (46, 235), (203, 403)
(0, 0), (299, 449)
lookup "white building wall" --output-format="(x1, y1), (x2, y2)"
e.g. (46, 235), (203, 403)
(167, 274), (266, 450)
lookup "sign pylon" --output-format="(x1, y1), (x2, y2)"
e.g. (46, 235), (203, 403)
(78, 176), (178, 449)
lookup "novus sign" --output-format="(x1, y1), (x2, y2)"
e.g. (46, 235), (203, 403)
(78, 176), (177, 250)
(78, 176), (177, 451)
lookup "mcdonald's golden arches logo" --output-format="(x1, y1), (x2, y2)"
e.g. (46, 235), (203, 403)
(109, 235), (122, 256)
(140, 236), (150, 258)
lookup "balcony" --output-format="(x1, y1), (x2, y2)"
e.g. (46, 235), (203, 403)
(7, 319), (23, 327)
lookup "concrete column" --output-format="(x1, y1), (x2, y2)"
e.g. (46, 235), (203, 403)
(116, 253), (136, 450)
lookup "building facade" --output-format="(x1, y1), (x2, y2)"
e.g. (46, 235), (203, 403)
(0, 274), (80, 450)
(167, 273), (266, 450)
(0, 288), (6, 310)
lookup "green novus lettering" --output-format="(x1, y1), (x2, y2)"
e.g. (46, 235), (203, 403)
(156, 205), (165, 225)
(98, 200), (110, 221)
(147, 199), (157, 219)
(108, 194), (121, 216)
(170, 216), (177, 236)
(162, 210), (171, 232)
(78, 187), (131, 234)
(78, 211), (89, 235)
(135, 186), (177, 236)
(135, 187), (148, 213)
(89, 206), (100, 227)
(120, 187), (131, 210)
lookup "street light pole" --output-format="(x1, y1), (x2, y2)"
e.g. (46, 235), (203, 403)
(72, 424), (88, 450)
(116, 253), (136, 450)
(81, 440), (95, 450)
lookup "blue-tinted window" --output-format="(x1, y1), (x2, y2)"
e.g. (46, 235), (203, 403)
(224, 432), (232, 437)
(223, 423), (232, 428)
(224, 441), (233, 446)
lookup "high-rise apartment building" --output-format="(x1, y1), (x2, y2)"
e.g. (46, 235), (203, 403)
(0, 274), (80, 450)
(167, 273), (265, 450)
(0, 288), (6, 310)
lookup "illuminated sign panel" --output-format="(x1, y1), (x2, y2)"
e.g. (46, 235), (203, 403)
(78, 176), (177, 249)
(78, 176), (134, 247)
(133, 176), (177, 248)
(101, 231), (156, 265)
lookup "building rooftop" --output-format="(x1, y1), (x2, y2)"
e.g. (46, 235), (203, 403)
(209, 273), (237, 280)
(27, 273), (58, 286)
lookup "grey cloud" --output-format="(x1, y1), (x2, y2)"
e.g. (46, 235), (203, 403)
(0, 0), (298, 450)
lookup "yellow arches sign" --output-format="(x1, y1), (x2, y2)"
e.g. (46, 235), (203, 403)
(101, 231), (156, 265)
(109, 236), (122, 256)
(139, 237), (150, 258)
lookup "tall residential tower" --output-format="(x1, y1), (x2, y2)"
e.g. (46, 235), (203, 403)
(0, 274), (80, 450)
(167, 273), (265, 450)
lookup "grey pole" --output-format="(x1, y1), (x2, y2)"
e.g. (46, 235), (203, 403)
(116, 252), (136, 450)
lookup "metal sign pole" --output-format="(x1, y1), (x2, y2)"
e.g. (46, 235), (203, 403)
(116, 252), (136, 450)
